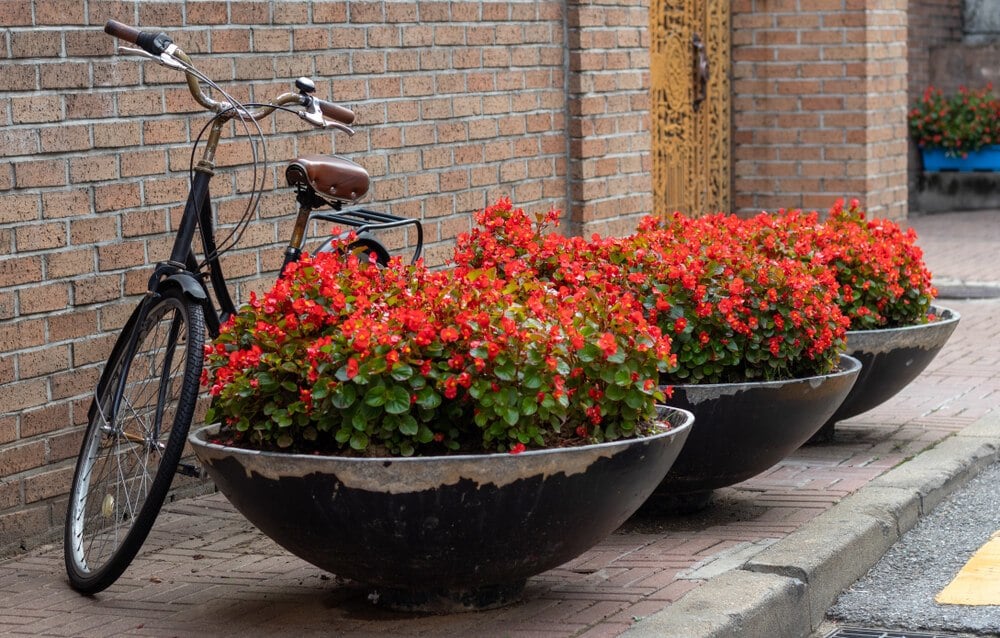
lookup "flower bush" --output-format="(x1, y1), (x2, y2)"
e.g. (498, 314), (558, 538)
(909, 84), (1000, 157)
(204, 195), (935, 457)
(456, 199), (849, 385)
(203, 239), (673, 456)
(752, 199), (937, 330)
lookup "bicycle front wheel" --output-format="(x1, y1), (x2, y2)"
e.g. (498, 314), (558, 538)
(64, 289), (205, 594)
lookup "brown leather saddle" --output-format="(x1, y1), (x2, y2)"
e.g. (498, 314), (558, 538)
(285, 155), (370, 206)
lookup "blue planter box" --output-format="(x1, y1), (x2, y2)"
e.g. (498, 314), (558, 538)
(921, 145), (1000, 172)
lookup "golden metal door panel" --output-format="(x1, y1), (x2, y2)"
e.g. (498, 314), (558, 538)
(650, 0), (731, 216)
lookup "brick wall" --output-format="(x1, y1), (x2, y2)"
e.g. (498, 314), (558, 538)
(0, 0), (662, 554)
(564, 0), (652, 237)
(0, 0), (916, 553)
(731, 0), (909, 220)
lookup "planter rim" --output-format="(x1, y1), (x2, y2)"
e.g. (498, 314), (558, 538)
(845, 304), (959, 337)
(190, 404), (694, 466)
(665, 352), (861, 392)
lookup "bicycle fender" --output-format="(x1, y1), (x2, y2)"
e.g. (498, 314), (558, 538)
(159, 273), (208, 303)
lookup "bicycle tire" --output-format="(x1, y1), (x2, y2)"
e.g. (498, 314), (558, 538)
(64, 288), (205, 594)
(315, 233), (391, 266)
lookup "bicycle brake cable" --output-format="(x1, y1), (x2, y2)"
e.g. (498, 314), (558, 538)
(175, 60), (269, 271)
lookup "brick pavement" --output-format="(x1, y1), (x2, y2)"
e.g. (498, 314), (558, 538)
(2, 210), (998, 638)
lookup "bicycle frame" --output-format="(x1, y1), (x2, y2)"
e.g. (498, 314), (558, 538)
(66, 19), (426, 596)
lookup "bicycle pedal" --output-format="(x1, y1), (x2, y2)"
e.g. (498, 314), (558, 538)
(176, 462), (202, 478)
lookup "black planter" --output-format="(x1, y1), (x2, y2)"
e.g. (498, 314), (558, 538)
(811, 306), (960, 441)
(189, 405), (693, 612)
(650, 355), (861, 510)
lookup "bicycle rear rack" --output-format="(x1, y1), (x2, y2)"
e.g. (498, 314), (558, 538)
(310, 207), (424, 263)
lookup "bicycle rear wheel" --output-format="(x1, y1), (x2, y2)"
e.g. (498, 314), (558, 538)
(64, 288), (205, 594)
(315, 233), (391, 266)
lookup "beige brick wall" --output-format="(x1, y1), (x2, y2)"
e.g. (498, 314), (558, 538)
(0, 0), (914, 553)
(731, 0), (910, 220)
(565, 0), (652, 237)
(0, 0), (585, 553)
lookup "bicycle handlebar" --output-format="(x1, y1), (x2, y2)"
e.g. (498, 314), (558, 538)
(103, 20), (355, 127)
(104, 20), (173, 56)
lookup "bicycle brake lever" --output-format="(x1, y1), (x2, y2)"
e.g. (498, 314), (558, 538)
(299, 102), (355, 135)
(117, 45), (187, 71)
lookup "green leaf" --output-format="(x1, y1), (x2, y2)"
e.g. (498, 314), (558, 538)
(385, 385), (412, 415)
(397, 414), (419, 436)
(495, 359), (517, 381)
(415, 386), (442, 409)
(503, 407), (519, 426)
(331, 383), (357, 409)
(624, 389), (646, 410)
(614, 367), (632, 386)
(391, 363), (414, 381)
(352, 410), (369, 431)
(520, 397), (538, 416)
(349, 432), (369, 450)
(501, 386), (520, 407)
(364, 385), (387, 407)
(578, 344), (600, 362)
(523, 373), (543, 389)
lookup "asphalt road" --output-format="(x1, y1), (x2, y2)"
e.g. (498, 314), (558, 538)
(824, 460), (1000, 637)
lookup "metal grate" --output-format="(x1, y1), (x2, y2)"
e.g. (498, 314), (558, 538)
(825, 628), (974, 638)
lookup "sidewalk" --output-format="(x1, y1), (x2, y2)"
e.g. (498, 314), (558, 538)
(3, 209), (999, 638)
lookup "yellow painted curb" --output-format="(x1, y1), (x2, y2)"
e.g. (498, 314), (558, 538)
(936, 531), (1000, 605)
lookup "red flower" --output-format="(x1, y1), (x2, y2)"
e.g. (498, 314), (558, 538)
(346, 358), (359, 379)
(597, 332), (618, 357)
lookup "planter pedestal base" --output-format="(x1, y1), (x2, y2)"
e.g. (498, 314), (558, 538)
(643, 490), (714, 514)
(371, 581), (525, 613)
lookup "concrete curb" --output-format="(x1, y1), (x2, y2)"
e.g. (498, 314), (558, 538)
(623, 415), (1000, 638)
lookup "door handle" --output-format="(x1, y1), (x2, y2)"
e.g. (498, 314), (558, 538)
(692, 33), (709, 112)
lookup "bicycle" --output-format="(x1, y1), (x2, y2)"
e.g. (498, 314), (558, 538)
(63, 20), (423, 595)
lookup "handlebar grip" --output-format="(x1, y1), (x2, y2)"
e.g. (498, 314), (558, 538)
(316, 99), (355, 125)
(104, 19), (173, 56)
(104, 19), (142, 44)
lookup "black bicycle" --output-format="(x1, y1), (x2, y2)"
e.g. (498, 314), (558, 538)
(63, 20), (423, 595)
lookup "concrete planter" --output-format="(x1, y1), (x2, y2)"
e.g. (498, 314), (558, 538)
(649, 355), (861, 511)
(812, 306), (960, 441)
(189, 405), (693, 612)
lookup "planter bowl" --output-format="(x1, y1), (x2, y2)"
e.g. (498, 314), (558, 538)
(189, 405), (693, 612)
(651, 354), (861, 509)
(812, 305), (960, 441)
